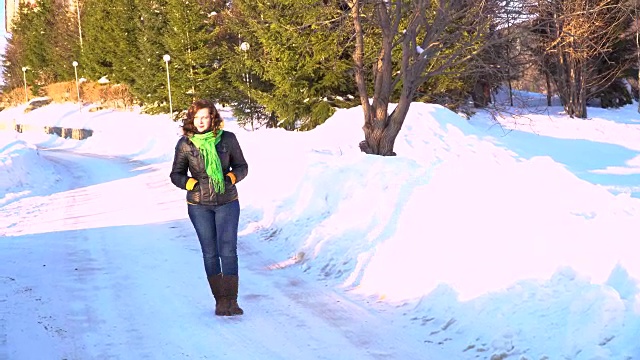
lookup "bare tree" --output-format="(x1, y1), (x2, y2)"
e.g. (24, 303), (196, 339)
(530, 0), (634, 118)
(470, 0), (532, 108)
(347, 0), (498, 156)
(493, 0), (528, 107)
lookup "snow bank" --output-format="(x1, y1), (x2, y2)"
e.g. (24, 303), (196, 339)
(0, 132), (61, 205)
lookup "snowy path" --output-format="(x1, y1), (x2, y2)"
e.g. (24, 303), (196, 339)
(0, 149), (439, 360)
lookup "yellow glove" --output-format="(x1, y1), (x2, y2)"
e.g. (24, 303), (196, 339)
(185, 178), (199, 191)
(226, 172), (236, 185)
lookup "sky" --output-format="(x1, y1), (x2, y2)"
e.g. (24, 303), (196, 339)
(1, 93), (640, 360)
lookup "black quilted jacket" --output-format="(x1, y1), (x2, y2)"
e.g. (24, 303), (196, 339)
(170, 131), (248, 206)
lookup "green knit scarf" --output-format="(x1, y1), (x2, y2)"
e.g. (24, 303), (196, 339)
(190, 130), (225, 194)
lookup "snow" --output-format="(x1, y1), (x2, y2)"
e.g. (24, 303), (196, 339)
(1, 95), (640, 360)
(0, 132), (61, 206)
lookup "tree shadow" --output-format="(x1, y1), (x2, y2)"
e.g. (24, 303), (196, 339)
(492, 130), (640, 197)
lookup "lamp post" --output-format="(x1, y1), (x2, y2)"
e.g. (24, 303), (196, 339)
(163, 54), (173, 119)
(72, 61), (81, 110)
(239, 41), (253, 130)
(21, 67), (28, 103)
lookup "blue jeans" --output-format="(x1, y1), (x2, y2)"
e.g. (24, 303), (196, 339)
(187, 200), (240, 276)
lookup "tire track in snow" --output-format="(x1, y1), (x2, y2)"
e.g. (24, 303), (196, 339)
(235, 233), (444, 359)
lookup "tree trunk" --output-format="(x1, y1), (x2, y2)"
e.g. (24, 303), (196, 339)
(355, 0), (395, 156)
(361, 92), (413, 156)
(559, 61), (588, 118)
(545, 71), (552, 107)
(266, 111), (278, 128)
(359, 97), (395, 155)
(576, 64), (588, 118)
(472, 80), (490, 108)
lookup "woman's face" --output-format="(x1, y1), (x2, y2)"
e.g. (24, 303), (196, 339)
(194, 108), (212, 133)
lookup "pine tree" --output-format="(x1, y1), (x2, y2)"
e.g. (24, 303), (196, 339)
(1, 33), (27, 92)
(130, 0), (170, 112)
(2, 0), (81, 94)
(81, 0), (140, 84)
(2, 3), (29, 92)
(163, 0), (219, 114)
(224, 0), (355, 129)
(48, 1), (82, 82)
(19, 0), (54, 93)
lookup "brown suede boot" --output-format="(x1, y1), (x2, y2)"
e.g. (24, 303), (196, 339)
(207, 274), (228, 316)
(222, 275), (244, 316)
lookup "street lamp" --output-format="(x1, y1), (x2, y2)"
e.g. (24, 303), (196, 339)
(72, 61), (81, 110)
(163, 54), (173, 119)
(239, 41), (254, 130)
(21, 67), (28, 103)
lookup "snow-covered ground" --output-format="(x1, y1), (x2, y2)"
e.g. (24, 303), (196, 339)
(1, 95), (639, 360)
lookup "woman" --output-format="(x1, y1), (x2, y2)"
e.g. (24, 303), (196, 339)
(170, 99), (248, 316)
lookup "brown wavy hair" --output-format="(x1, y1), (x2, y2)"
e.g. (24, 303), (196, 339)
(182, 99), (223, 137)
